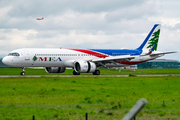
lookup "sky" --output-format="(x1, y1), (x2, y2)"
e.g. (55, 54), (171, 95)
(0, 0), (180, 60)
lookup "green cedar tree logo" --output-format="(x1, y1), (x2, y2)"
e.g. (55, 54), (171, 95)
(33, 56), (38, 61)
(147, 29), (160, 51)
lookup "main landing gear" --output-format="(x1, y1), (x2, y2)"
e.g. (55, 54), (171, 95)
(20, 67), (25, 76)
(72, 70), (100, 75)
(73, 70), (80, 75)
(93, 70), (100, 75)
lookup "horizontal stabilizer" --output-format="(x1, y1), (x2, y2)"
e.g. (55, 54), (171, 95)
(150, 52), (177, 57)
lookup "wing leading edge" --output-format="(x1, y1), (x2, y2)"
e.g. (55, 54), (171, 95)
(92, 55), (135, 62)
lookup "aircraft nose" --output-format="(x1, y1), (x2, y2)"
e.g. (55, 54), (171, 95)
(2, 57), (8, 65)
(2, 56), (12, 66)
(2, 56), (19, 67)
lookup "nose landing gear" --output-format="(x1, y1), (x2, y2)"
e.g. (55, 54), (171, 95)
(20, 67), (25, 76)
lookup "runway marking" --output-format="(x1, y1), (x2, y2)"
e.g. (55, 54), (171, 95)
(0, 74), (180, 77)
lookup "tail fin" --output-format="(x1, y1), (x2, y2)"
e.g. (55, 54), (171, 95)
(137, 24), (161, 51)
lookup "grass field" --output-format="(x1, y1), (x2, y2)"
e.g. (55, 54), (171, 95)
(0, 69), (180, 119)
(0, 68), (180, 75)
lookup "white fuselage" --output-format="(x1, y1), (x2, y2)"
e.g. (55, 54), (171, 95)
(2, 48), (163, 68)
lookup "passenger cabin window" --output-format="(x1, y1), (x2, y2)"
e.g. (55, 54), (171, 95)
(8, 53), (20, 56)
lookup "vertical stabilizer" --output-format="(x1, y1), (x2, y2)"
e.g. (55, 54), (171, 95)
(137, 24), (161, 51)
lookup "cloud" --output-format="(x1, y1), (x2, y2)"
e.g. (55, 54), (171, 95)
(0, 1), (158, 33)
(6, 0), (145, 17)
(0, 28), (146, 55)
(105, 1), (157, 22)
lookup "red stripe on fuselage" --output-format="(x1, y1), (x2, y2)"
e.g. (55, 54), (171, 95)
(68, 49), (108, 58)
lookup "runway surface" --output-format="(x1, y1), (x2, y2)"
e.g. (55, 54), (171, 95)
(0, 74), (180, 77)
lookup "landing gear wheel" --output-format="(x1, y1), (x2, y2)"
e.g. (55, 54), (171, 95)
(73, 70), (80, 75)
(93, 70), (100, 75)
(20, 67), (25, 76)
(20, 72), (25, 76)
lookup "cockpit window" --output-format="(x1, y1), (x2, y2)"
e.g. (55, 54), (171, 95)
(8, 53), (20, 56)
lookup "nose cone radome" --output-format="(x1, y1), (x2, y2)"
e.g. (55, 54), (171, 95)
(2, 56), (19, 67)
(2, 56), (13, 66)
(2, 57), (8, 65)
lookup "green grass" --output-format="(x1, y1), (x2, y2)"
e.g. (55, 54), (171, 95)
(0, 68), (180, 75)
(0, 76), (180, 119)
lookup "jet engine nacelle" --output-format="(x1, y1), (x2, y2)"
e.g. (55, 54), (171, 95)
(45, 67), (66, 73)
(74, 61), (96, 73)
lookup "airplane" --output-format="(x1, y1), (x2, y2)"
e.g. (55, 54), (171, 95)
(36, 17), (44, 20)
(2, 24), (176, 76)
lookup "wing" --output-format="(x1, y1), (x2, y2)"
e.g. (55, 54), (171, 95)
(91, 55), (135, 67)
